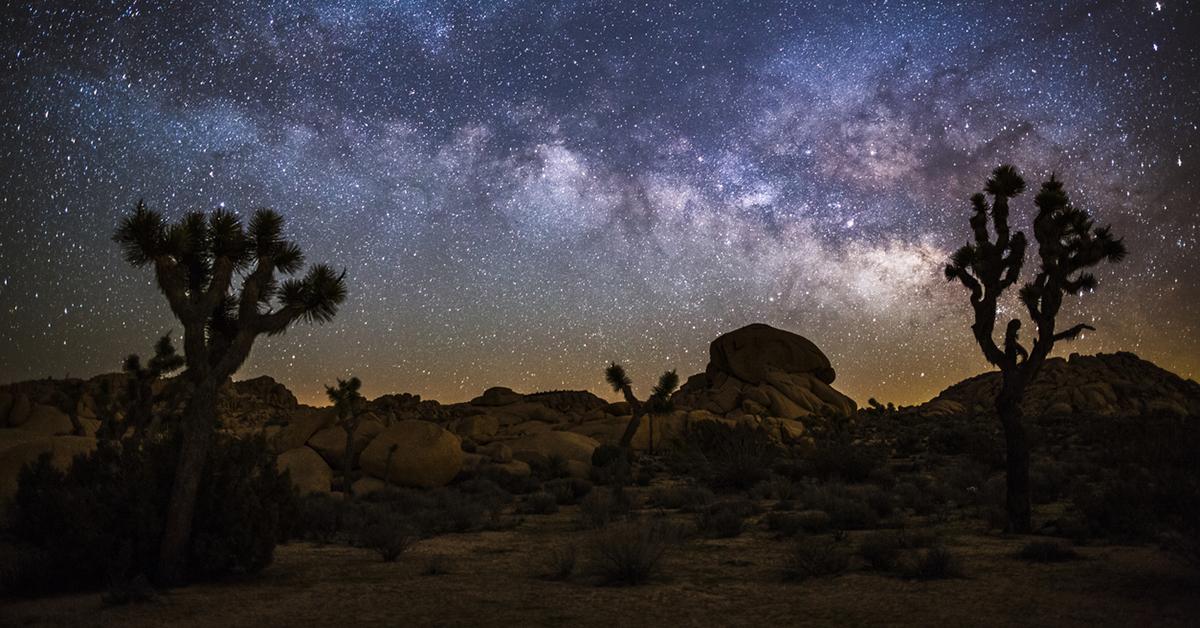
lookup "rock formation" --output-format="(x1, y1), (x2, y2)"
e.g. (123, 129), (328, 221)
(673, 323), (857, 421)
(923, 352), (1200, 417)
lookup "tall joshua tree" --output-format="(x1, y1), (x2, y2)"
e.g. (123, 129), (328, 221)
(325, 376), (366, 498)
(607, 363), (679, 452)
(945, 165), (1125, 533)
(114, 201), (347, 583)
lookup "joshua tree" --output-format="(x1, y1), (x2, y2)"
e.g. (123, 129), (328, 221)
(643, 370), (679, 454)
(95, 333), (185, 440)
(607, 363), (679, 452)
(114, 201), (347, 583)
(325, 376), (366, 498)
(945, 165), (1125, 533)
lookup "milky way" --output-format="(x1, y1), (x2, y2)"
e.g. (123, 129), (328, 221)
(1, 1), (1197, 405)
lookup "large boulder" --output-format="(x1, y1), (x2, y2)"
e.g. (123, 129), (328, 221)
(272, 407), (337, 453)
(449, 414), (500, 443)
(508, 431), (599, 467)
(359, 420), (463, 488)
(673, 324), (857, 422)
(306, 415), (385, 468)
(470, 386), (524, 406)
(277, 447), (332, 495)
(6, 394), (32, 427)
(709, 323), (836, 385)
(18, 404), (76, 435)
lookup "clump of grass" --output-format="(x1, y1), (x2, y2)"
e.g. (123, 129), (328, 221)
(858, 529), (940, 572)
(1015, 540), (1079, 563)
(544, 478), (593, 505)
(765, 509), (831, 537)
(698, 504), (746, 538)
(422, 555), (450, 576)
(518, 491), (560, 515)
(361, 521), (418, 562)
(588, 520), (672, 585)
(781, 538), (850, 581)
(579, 487), (633, 528)
(648, 484), (715, 512)
(537, 545), (577, 581)
(901, 545), (963, 580)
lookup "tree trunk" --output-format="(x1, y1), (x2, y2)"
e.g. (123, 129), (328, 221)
(997, 378), (1032, 534)
(342, 425), (355, 498)
(617, 410), (643, 449)
(157, 377), (218, 585)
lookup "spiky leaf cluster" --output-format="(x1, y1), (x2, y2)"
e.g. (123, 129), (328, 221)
(114, 201), (347, 380)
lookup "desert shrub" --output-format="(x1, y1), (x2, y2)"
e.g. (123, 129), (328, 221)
(544, 477), (593, 505)
(781, 538), (850, 581)
(928, 421), (1001, 468)
(529, 454), (571, 481)
(422, 554), (450, 576)
(361, 518), (417, 562)
(479, 466), (542, 494)
(7, 433), (294, 594)
(295, 493), (344, 543)
(800, 483), (879, 531)
(1068, 476), (1157, 542)
(859, 532), (902, 571)
(579, 487), (633, 528)
(859, 485), (895, 519)
(537, 545), (578, 581)
(588, 520), (672, 585)
(1015, 540), (1078, 563)
(803, 438), (887, 483)
(858, 530), (938, 571)
(518, 491), (560, 515)
(901, 545), (962, 579)
(1030, 459), (1070, 505)
(667, 422), (780, 490)
(455, 476), (516, 505)
(647, 484), (715, 512)
(753, 474), (798, 501)
(590, 444), (632, 487)
(697, 501), (752, 538)
(765, 509), (830, 537)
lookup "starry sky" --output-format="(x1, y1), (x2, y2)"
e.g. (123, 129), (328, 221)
(1, 1), (1197, 407)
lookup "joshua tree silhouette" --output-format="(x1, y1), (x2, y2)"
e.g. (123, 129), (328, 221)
(114, 201), (347, 583)
(945, 165), (1125, 533)
(326, 376), (366, 498)
(94, 332), (185, 440)
(607, 363), (679, 453)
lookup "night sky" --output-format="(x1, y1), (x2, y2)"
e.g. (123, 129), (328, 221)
(1, 1), (1196, 406)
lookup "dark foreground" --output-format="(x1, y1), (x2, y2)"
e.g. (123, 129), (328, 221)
(3, 503), (1196, 628)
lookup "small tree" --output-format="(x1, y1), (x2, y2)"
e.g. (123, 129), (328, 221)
(643, 370), (679, 454)
(325, 376), (366, 497)
(95, 333), (185, 440)
(607, 363), (678, 452)
(114, 201), (347, 583)
(945, 165), (1125, 532)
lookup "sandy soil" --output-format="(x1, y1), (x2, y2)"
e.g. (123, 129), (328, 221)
(3, 504), (1197, 628)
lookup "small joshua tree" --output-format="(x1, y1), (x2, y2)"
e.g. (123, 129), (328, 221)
(945, 165), (1125, 532)
(325, 376), (366, 497)
(607, 363), (679, 452)
(114, 201), (347, 583)
(95, 333), (185, 440)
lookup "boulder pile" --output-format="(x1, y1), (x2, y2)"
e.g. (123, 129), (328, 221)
(923, 352), (1200, 417)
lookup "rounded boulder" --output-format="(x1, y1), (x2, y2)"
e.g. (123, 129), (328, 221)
(359, 420), (463, 488)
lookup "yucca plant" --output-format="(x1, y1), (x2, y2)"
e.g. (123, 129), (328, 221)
(114, 201), (347, 583)
(325, 376), (366, 498)
(945, 165), (1125, 532)
(607, 363), (678, 452)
